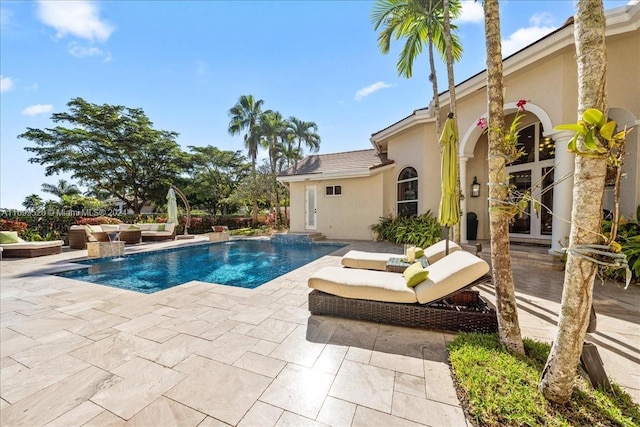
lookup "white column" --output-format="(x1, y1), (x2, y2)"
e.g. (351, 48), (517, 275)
(460, 157), (469, 244)
(550, 131), (575, 254)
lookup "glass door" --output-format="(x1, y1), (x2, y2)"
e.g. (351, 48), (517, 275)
(305, 186), (316, 230)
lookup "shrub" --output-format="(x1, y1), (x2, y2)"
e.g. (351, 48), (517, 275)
(0, 219), (28, 233)
(370, 211), (442, 248)
(76, 216), (122, 225)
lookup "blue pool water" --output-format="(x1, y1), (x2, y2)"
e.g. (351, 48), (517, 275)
(55, 240), (345, 294)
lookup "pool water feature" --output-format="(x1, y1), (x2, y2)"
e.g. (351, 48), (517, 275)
(55, 240), (345, 294)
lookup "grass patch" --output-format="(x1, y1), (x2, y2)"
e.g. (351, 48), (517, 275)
(448, 333), (640, 426)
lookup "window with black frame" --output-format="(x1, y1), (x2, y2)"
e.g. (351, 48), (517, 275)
(397, 167), (418, 217)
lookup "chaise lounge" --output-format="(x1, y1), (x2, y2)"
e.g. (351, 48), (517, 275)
(341, 240), (461, 270)
(0, 231), (64, 258)
(308, 250), (498, 333)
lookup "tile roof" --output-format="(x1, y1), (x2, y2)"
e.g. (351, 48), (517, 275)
(279, 149), (393, 177)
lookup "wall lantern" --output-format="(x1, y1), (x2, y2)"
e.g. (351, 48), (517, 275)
(471, 176), (481, 197)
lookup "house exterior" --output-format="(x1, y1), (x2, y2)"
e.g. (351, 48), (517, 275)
(278, 2), (640, 252)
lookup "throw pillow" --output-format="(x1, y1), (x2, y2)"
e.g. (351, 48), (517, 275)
(0, 231), (21, 244)
(157, 224), (166, 231)
(128, 225), (140, 230)
(414, 247), (424, 258)
(87, 225), (95, 233)
(402, 262), (429, 287)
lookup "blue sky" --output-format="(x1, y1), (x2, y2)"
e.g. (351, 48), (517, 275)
(0, 0), (631, 209)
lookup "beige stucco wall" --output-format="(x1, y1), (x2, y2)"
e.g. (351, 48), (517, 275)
(385, 125), (442, 218)
(288, 174), (385, 240)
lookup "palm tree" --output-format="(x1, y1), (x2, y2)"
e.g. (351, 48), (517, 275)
(371, 0), (463, 137)
(228, 95), (264, 227)
(41, 179), (81, 199)
(288, 117), (320, 172)
(539, 0), (609, 404)
(256, 110), (287, 226)
(482, 0), (524, 356)
(22, 194), (44, 211)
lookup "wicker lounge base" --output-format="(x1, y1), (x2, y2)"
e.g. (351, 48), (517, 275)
(2, 245), (62, 258)
(308, 281), (498, 333)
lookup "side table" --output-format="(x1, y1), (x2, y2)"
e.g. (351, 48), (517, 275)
(386, 257), (429, 273)
(87, 241), (125, 258)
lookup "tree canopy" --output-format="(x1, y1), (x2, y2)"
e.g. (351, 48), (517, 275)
(20, 97), (187, 214)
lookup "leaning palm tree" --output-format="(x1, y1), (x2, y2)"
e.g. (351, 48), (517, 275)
(540, 0), (610, 404)
(228, 95), (264, 227)
(288, 117), (320, 172)
(483, 0), (524, 356)
(371, 0), (463, 137)
(41, 179), (81, 199)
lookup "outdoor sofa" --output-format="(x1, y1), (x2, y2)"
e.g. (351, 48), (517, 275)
(341, 239), (461, 270)
(308, 250), (498, 333)
(69, 223), (176, 249)
(0, 231), (64, 258)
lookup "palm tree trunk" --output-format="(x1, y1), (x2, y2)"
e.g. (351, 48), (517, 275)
(539, 0), (608, 404)
(484, 0), (524, 356)
(443, 0), (461, 244)
(427, 36), (441, 137)
(251, 157), (259, 227)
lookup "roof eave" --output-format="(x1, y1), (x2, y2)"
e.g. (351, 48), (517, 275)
(276, 163), (394, 183)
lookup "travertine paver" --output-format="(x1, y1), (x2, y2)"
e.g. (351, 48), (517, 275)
(1, 236), (638, 426)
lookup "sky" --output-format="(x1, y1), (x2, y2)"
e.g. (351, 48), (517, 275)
(0, 0), (632, 209)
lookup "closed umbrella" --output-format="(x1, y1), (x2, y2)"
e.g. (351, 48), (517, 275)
(167, 187), (178, 224)
(437, 114), (461, 254)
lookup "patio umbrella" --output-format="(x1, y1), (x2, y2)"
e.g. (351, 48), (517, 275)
(437, 114), (461, 255)
(167, 187), (178, 224)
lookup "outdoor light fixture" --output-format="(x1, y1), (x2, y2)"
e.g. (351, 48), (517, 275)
(471, 176), (481, 197)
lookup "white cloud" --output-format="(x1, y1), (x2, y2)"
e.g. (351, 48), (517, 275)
(354, 81), (392, 101)
(68, 42), (103, 58)
(502, 25), (555, 57)
(1, 75), (14, 92)
(37, 0), (113, 42)
(455, 0), (484, 24)
(21, 104), (53, 116)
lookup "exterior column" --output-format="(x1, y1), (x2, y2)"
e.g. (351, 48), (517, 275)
(460, 157), (469, 244)
(550, 131), (575, 254)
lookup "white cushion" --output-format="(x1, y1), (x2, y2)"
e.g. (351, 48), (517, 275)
(423, 240), (461, 264)
(164, 223), (175, 233)
(99, 224), (118, 232)
(135, 224), (152, 231)
(308, 267), (418, 303)
(0, 240), (64, 249)
(341, 250), (399, 270)
(88, 225), (103, 232)
(413, 251), (489, 304)
(118, 224), (135, 231)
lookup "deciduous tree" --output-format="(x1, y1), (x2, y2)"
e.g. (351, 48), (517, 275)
(20, 97), (185, 214)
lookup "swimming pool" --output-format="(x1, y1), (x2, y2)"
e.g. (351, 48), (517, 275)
(55, 240), (345, 294)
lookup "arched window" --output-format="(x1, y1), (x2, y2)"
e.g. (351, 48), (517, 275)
(397, 167), (418, 217)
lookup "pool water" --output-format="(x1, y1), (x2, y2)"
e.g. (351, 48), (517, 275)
(55, 240), (345, 294)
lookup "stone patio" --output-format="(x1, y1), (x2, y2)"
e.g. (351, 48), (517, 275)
(1, 237), (638, 426)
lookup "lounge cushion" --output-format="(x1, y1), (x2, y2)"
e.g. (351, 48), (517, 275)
(341, 240), (462, 271)
(422, 240), (461, 264)
(413, 251), (490, 304)
(308, 267), (418, 303)
(0, 231), (21, 244)
(403, 262), (429, 287)
(164, 223), (175, 233)
(0, 240), (64, 250)
(135, 224), (152, 231)
(99, 224), (119, 232)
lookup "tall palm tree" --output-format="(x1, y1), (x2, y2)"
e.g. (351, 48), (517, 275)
(371, 0), (463, 137)
(483, 0), (524, 356)
(256, 110), (287, 226)
(288, 117), (320, 172)
(228, 95), (264, 226)
(41, 179), (81, 199)
(539, 0), (609, 404)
